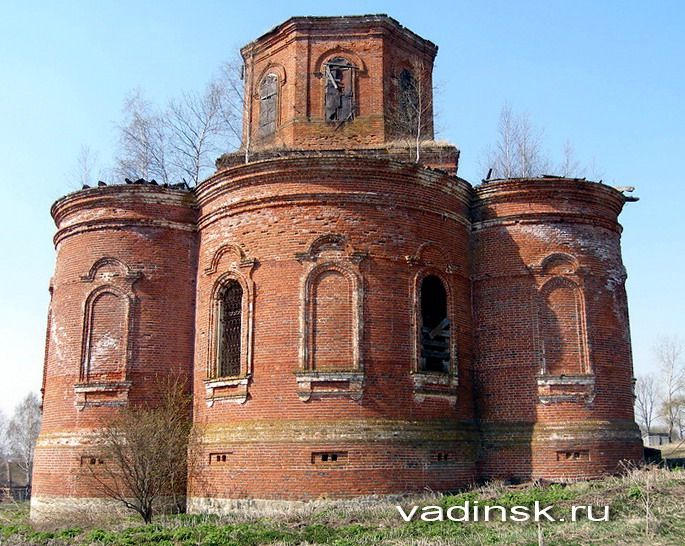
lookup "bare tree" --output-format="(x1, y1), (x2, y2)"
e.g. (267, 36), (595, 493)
(112, 60), (244, 185)
(655, 336), (684, 442)
(6, 393), (42, 494)
(587, 156), (604, 181)
(215, 58), (245, 152)
(114, 90), (172, 184)
(484, 104), (551, 179)
(0, 409), (9, 461)
(387, 62), (435, 163)
(84, 378), (192, 524)
(70, 145), (100, 187)
(166, 83), (227, 185)
(634, 374), (658, 435)
(558, 140), (584, 178)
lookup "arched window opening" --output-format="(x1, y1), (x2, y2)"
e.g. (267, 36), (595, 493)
(397, 68), (419, 132)
(324, 57), (355, 122)
(217, 281), (243, 377)
(259, 74), (278, 137)
(420, 275), (450, 373)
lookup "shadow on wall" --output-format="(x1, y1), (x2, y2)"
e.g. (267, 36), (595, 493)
(471, 218), (587, 482)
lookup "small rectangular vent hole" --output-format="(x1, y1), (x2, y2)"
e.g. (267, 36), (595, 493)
(209, 452), (233, 465)
(80, 455), (104, 466)
(311, 451), (348, 464)
(556, 449), (590, 462)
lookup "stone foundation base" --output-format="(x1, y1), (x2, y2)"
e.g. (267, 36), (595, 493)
(187, 494), (408, 518)
(30, 496), (129, 529)
(30, 495), (184, 529)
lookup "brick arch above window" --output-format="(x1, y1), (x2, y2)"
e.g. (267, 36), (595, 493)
(295, 234), (366, 402)
(80, 286), (132, 383)
(532, 252), (595, 404)
(204, 256), (256, 406)
(76, 257), (139, 410)
(314, 49), (366, 76)
(538, 276), (589, 376)
(302, 263), (361, 372)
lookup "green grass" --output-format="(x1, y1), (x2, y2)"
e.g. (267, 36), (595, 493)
(2, 466), (685, 545)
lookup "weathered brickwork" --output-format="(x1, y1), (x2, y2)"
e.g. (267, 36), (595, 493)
(32, 15), (641, 525)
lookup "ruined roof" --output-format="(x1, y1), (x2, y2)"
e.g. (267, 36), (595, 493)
(242, 14), (438, 57)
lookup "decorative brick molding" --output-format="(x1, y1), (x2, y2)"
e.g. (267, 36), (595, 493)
(294, 371), (364, 401)
(536, 375), (596, 405)
(297, 234), (365, 401)
(74, 380), (133, 410)
(407, 243), (458, 404)
(76, 257), (139, 410)
(204, 244), (256, 406)
(204, 377), (250, 406)
(531, 252), (593, 402)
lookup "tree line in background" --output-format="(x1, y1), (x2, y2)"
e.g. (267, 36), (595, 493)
(0, 393), (41, 496)
(635, 336), (685, 443)
(73, 53), (601, 188)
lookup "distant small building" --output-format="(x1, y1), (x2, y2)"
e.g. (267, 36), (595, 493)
(642, 431), (670, 447)
(0, 460), (29, 502)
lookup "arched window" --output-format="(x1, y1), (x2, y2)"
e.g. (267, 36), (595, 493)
(419, 275), (450, 373)
(217, 281), (243, 377)
(310, 269), (354, 371)
(259, 73), (278, 137)
(540, 277), (585, 376)
(83, 289), (129, 382)
(398, 68), (419, 131)
(324, 57), (355, 122)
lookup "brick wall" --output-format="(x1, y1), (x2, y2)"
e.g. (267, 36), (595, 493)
(32, 14), (643, 525)
(472, 178), (642, 481)
(32, 185), (197, 513)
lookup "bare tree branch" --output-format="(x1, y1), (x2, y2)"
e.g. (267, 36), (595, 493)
(111, 60), (244, 185)
(83, 377), (193, 524)
(655, 336), (684, 442)
(70, 145), (100, 187)
(166, 84), (225, 185)
(114, 90), (171, 184)
(6, 393), (41, 495)
(485, 104), (551, 179)
(215, 58), (245, 148)
(635, 374), (658, 435)
(558, 139), (584, 178)
(386, 62), (435, 163)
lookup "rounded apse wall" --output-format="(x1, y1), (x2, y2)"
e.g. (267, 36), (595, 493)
(471, 178), (642, 482)
(189, 155), (477, 508)
(31, 184), (197, 525)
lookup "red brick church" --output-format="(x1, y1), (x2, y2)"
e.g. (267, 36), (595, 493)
(31, 15), (642, 523)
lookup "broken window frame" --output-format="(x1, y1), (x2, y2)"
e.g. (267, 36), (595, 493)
(323, 57), (356, 123)
(418, 274), (451, 374)
(258, 73), (279, 138)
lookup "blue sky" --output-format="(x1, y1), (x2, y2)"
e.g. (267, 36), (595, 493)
(0, 0), (683, 415)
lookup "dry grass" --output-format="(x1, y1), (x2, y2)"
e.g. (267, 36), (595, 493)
(2, 465), (685, 545)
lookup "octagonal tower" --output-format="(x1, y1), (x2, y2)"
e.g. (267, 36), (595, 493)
(188, 15), (477, 510)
